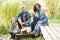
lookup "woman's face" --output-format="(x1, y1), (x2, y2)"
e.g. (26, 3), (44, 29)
(35, 5), (39, 10)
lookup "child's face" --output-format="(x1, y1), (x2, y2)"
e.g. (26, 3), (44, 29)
(11, 19), (16, 26)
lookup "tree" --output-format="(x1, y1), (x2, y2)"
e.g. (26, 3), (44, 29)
(46, 0), (59, 18)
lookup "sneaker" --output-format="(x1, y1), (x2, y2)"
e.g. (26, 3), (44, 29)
(34, 34), (40, 37)
(29, 32), (34, 35)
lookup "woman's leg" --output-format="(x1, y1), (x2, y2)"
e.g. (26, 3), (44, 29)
(31, 22), (35, 31)
(32, 24), (41, 36)
(36, 24), (41, 34)
(31, 16), (40, 32)
(32, 24), (39, 34)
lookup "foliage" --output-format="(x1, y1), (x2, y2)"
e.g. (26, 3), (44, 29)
(46, 0), (60, 19)
(0, 0), (60, 34)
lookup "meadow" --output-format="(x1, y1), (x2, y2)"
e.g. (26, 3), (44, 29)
(0, 0), (60, 40)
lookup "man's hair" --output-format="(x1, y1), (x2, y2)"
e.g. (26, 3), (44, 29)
(22, 6), (26, 9)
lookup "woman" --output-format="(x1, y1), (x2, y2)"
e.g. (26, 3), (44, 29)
(30, 3), (48, 37)
(31, 3), (41, 32)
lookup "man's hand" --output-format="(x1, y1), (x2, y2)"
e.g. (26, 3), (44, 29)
(22, 21), (28, 24)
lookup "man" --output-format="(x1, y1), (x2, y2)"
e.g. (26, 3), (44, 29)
(16, 7), (31, 33)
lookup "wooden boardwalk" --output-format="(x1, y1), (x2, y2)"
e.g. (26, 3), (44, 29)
(40, 23), (60, 40)
(0, 23), (60, 40)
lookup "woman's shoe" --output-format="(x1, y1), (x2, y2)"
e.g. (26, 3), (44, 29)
(34, 34), (40, 37)
(29, 32), (34, 35)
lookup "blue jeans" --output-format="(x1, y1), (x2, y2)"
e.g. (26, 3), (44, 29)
(33, 24), (41, 34)
(31, 16), (40, 31)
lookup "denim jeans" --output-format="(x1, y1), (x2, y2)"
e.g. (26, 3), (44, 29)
(32, 23), (41, 34)
(31, 16), (40, 31)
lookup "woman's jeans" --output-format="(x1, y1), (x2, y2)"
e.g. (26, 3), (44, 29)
(31, 16), (40, 31)
(32, 23), (41, 34)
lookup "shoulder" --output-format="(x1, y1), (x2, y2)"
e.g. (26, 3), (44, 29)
(26, 11), (30, 14)
(18, 12), (22, 15)
(26, 11), (30, 15)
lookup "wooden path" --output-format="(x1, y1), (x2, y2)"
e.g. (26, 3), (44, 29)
(0, 23), (60, 40)
(40, 23), (60, 40)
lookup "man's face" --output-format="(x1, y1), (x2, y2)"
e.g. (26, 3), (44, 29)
(22, 7), (26, 13)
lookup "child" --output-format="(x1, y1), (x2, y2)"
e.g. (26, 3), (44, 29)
(9, 18), (19, 39)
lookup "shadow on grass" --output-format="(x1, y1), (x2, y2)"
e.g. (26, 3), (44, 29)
(17, 35), (44, 40)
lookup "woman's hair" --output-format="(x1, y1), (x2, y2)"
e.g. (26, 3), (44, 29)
(33, 3), (41, 13)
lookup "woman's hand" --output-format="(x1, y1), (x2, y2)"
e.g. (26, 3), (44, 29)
(37, 20), (41, 24)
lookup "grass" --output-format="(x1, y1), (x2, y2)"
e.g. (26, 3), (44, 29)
(49, 18), (60, 23)
(0, 18), (60, 40)
(18, 36), (44, 40)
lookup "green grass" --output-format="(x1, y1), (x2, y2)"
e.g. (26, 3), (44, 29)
(18, 36), (44, 40)
(49, 18), (60, 23)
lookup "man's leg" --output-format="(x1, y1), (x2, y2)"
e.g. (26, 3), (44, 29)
(17, 19), (24, 29)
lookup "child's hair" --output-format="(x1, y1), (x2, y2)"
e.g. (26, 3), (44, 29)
(10, 18), (16, 24)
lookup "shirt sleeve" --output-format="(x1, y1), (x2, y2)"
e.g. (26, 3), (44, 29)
(16, 13), (21, 21)
(40, 15), (48, 24)
(27, 13), (31, 23)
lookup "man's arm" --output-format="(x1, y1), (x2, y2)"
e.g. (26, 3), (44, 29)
(15, 13), (21, 21)
(23, 13), (31, 24)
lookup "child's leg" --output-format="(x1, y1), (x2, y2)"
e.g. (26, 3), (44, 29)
(10, 32), (13, 38)
(10, 32), (15, 39)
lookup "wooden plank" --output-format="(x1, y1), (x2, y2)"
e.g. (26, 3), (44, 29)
(6, 37), (9, 40)
(45, 25), (59, 40)
(51, 24), (60, 33)
(54, 24), (60, 28)
(40, 26), (52, 40)
(49, 25), (60, 39)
